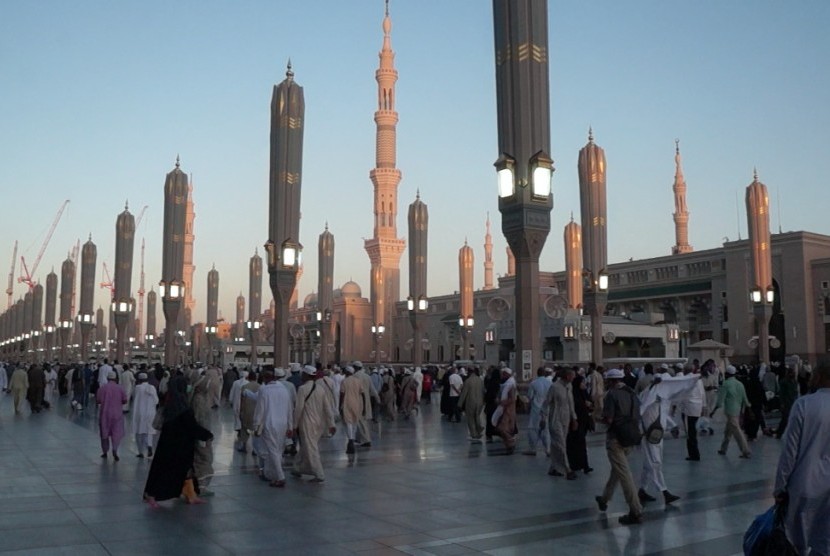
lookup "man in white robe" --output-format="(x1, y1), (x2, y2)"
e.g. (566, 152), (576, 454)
(412, 366), (424, 403)
(44, 364), (58, 406)
(353, 362), (377, 447)
(774, 362), (830, 556)
(292, 366), (336, 482)
(229, 370), (249, 451)
(120, 365), (135, 413)
(277, 368), (298, 455)
(132, 372), (158, 458)
(523, 367), (553, 456)
(340, 366), (363, 453)
(98, 359), (113, 389)
(545, 368), (577, 479)
(638, 373), (698, 505)
(253, 369), (293, 487)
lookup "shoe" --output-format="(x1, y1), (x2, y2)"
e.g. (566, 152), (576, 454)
(685, 456), (700, 461)
(739, 453), (751, 459)
(595, 496), (608, 512)
(147, 448), (153, 458)
(584, 467), (594, 475)
(671, 428), (679, 439)
(717, 450), (726, 455)
(638, 489), (657, 503)
(113, 452), (120, 462)
(618, 512), (643, 525)
(290, 470), (302, 477)
(359, 442), (372, 448)
(663, 491), (680, 504)
(309, 477), (325, 483)
(708, 428), (715, 435)
(268, 480), (286, 488)
(548, 469), (564, 477)
(137, 453), (144, 458)
(346, 440), (355, 454)
(566, 472), (577, 481)
(100, 453), (107, 459)
(522, 450), (537, 456)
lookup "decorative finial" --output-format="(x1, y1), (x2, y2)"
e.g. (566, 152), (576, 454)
(464, 237), (468, 246)
(325, 221), (329, 231)
(588, 126), (593, 143)
(385, 0), (389, 16)
(753, 167), (758, 182)
(570, 211), (574, 222)
(415, 188), (420, 200)
(212, 263), (215, 270)
(286, 58), (294, 79)
(254, 246), (258, 256)
(88, 233), (92, 241)
(124, 199), (129, 211)
(675, 139), (680, 155)
(175, 154), (180, 169)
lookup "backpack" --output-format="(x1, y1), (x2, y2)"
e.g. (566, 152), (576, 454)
(612, 388), (643, 447)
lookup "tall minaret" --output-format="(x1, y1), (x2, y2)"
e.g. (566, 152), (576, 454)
(183, 177), (196, 318)
(364, 0), (405, 347)
(483, 213), (494, 290)
(671, 140), (692, 255)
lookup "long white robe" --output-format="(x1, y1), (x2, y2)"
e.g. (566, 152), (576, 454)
(120, 370), (135, 412)
(229, 377), (248, 431)
(774, 388), (830, 556)
(253, 382), (293, 482)
(639, 374), (699, 495)
(294, 378), (336, 480)
(132, 383), (159, 435)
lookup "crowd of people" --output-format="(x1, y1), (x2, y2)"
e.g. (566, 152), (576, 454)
(1, 355), (827, 554)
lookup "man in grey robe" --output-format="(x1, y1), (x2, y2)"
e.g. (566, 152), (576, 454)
(458, 366), (484, 441)
(774, 362), (830, 556)
(545, 368), (577, 480)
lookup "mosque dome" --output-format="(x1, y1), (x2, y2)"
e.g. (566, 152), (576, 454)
(341, 281), (362, 298)
(303, 292), (318, 308)
(333, 288), (342, 299)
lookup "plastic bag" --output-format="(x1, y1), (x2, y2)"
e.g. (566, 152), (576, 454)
(744, 505), (775, 556)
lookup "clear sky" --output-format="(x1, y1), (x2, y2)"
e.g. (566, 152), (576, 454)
(2, 1), (828, 326)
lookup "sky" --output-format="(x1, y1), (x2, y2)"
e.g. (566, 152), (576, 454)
(2, 1), (829, 327)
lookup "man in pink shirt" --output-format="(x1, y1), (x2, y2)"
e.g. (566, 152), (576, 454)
(97, 370), (127, 461)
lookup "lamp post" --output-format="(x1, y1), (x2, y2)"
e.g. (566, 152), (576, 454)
(750, 287), (774, 364)
(246, 319), (261, 367)
(160, 157), (188, 368)
(206, 264), (219, 365)
(371, 323), (385, 365)
(78, 236), (97, 361)
(458, 315), (475, 360)
(160, 282), (185, 366)
(30, 284), (43, 363)
(113, 203), (135, 364)
(267, 63), (305, 369)
(59, 256), (75, 363)
(746, 171), (774, 365)
(145, 333), (154, 362)
(407, 295), (428, 366)
(316, 309), (332, 366)
(318, 225), (334, 368)
(583, 270), (608, 365)
(493, 0), (553, 381)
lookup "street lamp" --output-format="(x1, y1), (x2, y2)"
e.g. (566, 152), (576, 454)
(205, 325), (217, 365)
(160, 280), (185, 366)
(371, 323), (385, 365)
(247, 320), (261, 367)
(458, 315), (474, 360)
(750, 285), (775, 363)
(266, 238), (302, 368)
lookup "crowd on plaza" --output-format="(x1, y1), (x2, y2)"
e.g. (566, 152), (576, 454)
(1, 354), (828, 555)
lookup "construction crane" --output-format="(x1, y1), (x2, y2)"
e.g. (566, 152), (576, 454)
(137, 238), (146, 340)
(135, 205), (148, 229)
(6, 240), (18, 309)
(18, 199), (70, 291)
(99, 262), (114, 296)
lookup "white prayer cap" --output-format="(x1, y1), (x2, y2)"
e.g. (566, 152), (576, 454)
(240, 370), (249, 378)
(343, 366), (355, 375)
(107, 370), (117, 380)
(414, 367), (421, 373)
(726, 365), (737, 375)
(405, 368), (413, 376)
(352, 361), (364, 369)
(660, 363), (669, 370)
(604, 368), (625, 380)
(302, 365), (318, 376)
(273, 368), (285, 379)
(137, 372), (148, 380)
(501, 367), (514, 376)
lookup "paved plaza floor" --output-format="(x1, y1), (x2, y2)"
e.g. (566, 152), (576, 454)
(0, 390), (780, 555)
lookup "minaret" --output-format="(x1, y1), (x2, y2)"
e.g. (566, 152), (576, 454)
(564, 214), (583, 309)
(364, 1), (406, 353)
(318, 224), (334, 367)
(184, 177), (196, 317)
(483, 213), (494, 290)
(747, 169), (773, 364)
(672, 140), (693, 255)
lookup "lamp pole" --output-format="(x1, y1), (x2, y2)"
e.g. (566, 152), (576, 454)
(372, 323), (385, 365)
(160, 156), (188, 368)
(746, 172), (773, 366)
(493, 0), (553, 382)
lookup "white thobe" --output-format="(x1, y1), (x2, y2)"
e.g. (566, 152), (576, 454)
(98, 364), (113, 388)
(545, 380), (576, 473)
(294, 378), (336, 480)
(774, 388), (830, 556)
(331, 373), (344, 411)
(44, 369), (58, 403)
(0, 365), (7, 391)
(229, 377), (248, 431)
(412, 369), (424, 402)
(121, 371), (135, 411)
(253, 382), (293, 482)
(639, 374), (699, 495)
(132, 382), (159, 451)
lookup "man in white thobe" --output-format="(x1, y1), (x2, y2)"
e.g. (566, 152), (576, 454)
(523, 367), (552, 456)
(341, 366), (363, 453)
(229, 370), (249, 451)
(253, 369), (293, 487)
(132, 372), (158, 458)
(98, 359), (113, 389)
(774, 363), (830, 556)
(293, 366), (336, 482)
(412, 366), (424, 403)
(353, 362), (378, 447)
(120, 366), (135, 413)
(277, 368), (298, 455)
(638, 373), (698, 506)
(545, 369), (577, 479)
(44, 365), (58, 406)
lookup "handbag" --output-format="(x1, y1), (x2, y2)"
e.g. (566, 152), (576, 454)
(645, 402), (664, 445)
(151, 407), (165, 431)
(743, 502), (797, 556)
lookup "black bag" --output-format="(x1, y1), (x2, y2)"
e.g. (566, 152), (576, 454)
(613, 389), (642, 447)
(645, 403), (664, 445)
